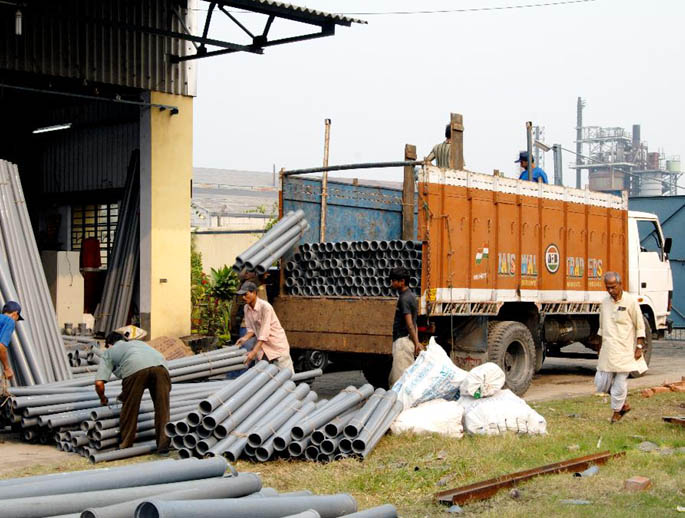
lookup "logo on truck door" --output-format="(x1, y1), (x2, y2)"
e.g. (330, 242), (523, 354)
(545, 244), (560, 274)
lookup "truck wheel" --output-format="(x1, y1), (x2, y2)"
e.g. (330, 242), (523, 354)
(302, 350), (329, 372)
(362, 355), (392, 389)
(488, 321), (535, 396)
(630, 316), (653, 378)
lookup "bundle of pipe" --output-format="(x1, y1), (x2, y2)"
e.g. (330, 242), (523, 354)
(65, 339), (102, 369)
(233, 209), (309, 274)
(285, 240), (422, 298)
(0, 456), (398, 518)
(167, 362), (400, 463)
(0, 348), (251, 461)
(94, 153), (140, 336)
(0, 160), (71, 386)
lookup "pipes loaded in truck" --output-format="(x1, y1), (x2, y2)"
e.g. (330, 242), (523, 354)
(273, 147), (673, 396)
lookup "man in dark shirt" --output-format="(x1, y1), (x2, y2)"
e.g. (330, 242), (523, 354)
(388, 267), (422, 386)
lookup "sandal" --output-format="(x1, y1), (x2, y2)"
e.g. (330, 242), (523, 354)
(620, 403), (632, 417)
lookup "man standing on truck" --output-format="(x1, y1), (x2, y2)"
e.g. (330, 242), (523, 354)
(594, 272), (647, 423)
(516, 151), (549, 184)
(425, 124), (452, 168)
(388, 267), (422, 386)
(236, 281), (294, 373)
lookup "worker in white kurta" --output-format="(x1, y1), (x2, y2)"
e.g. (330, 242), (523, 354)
(594, 271), (647, 423)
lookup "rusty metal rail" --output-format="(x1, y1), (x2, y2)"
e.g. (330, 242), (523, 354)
(435, 451), (625, 505)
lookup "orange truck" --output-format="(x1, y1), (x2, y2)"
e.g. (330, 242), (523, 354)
(274, 157), (673, 395)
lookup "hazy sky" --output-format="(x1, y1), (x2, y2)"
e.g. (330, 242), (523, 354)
(192, 0), (684, 187)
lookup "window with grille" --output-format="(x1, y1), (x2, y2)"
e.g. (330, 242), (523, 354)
(71, 203), (119, 268)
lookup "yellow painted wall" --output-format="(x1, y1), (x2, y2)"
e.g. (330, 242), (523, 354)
(148, 91), (193, 338)
(193, 232), (261, 273)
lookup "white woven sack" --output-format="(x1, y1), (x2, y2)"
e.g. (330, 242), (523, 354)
(390, 399), (464, 438)
(460, 362), (506, 398)
(391, 337), (467, 409)
(459, 389), (547, 435)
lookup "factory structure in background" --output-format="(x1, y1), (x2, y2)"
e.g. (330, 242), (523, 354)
(570, 97), (681, 197)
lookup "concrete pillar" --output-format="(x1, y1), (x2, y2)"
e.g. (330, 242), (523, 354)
(140, 92), (193, 339)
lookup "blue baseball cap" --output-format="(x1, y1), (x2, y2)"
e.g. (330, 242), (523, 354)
(2, 301), (24, 320)
(515, 151), (532, 163)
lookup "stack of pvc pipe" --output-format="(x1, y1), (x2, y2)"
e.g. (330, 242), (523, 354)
(0, 160), (72, 386)
(233, 209), (309, 274)
(167, 361), (401, 463)
(285, 240), (422, 297)
(0, 348), (250, 462)
(0, 456), (399, 518)
(64, 337), (102, 373)
(94, 161), (139, 336)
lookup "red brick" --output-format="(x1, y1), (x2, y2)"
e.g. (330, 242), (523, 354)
(625, 476), (652, 491)
(641, 389), (654, 398)
(670, 385), (685, 393)
(652, 387), (670, 394)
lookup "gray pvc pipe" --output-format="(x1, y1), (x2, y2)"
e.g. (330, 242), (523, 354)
(339, 504), (398, 518)
(0, 457), (228, 499)
(351, 391), (398, 454)
(344, 389), (384, 439)
(305, 444), (320, 461)
(280, 511), (322, 518)
(222, 380), (308, 461)
(261, 400), (317, 459)
(288, 436), (311, 457)
(198, 361), (265, 414)
(211, 366), (290, 436)
(320, 435), (342, 455)
(244, 219), (308, 270)
(80, 475), (262, 518)
(324, 406), (361, 438)
(248, 390), (317, 447)
(291, 384), (374, 440)
(359, 400), (403, 458)
(255, 228), (309, 275)
(0, 473), (258, 518)
(202, 364), (278, 429)
(135, 494), (357, 518)
(234, 210), (302, 266)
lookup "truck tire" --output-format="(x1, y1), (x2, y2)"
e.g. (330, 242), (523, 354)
(362, 355), (393, 389)
(487, 321), (535, 396)
(302, 350), (329, 372)
(630, 316), (653, 378)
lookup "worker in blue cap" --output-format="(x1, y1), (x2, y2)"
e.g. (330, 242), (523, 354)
(516, 151), (549, 184)
(0, 301), (24, 381)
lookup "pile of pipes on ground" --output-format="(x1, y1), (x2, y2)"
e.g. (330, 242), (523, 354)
(284, 240), (422, 297)
(0, 457), (398, 518)
(233, 209), (309, 274)
(95, 152), (140, 336)
(1, 347), (251, 462)
(167, 361), (402, 463)
(64, 336), (102, 374)
(0, 159), (72, 386)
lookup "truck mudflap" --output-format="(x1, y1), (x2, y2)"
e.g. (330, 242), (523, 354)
(273, 296), (396, 354)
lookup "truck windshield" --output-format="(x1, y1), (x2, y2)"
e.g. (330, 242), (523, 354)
(637, 220), (663, 260)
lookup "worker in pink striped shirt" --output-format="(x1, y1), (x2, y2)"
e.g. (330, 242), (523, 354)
(235, 281), (294, 373)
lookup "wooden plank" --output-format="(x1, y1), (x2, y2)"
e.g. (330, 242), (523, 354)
(449, 113), (464, 170)
(402, 144), (417, 240)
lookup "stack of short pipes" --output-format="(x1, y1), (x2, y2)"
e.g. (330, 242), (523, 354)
(167, 361), (403, 463)
(0, 160), (72, 386)
(0, 457), (399, 518)
(1, 347), (251, 462)
(95, 155), (140, 336)
(285, 240), (422, 297)
(233, 209), (309, 274)
(64, 336), (103, 374)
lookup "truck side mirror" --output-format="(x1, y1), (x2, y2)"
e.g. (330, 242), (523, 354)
(664, 237), (672, 255)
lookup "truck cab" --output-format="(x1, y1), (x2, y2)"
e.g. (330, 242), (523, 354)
(628, 211), (673, 336)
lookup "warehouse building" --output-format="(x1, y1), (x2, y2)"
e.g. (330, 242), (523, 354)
(0, 0), (361, 338)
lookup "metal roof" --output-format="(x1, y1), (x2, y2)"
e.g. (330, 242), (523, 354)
(212, 0), (367, 26)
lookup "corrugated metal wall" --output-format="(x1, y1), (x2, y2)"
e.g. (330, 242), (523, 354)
(629, 196), (685, 327)
(0, 0), (196, 96)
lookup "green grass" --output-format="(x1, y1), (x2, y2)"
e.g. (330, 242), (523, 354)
(2, 391), (683, 517)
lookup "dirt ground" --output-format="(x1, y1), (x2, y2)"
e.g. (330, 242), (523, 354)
(0, 339), (682, 479)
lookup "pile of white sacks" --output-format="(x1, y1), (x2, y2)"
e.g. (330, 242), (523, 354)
(390, 338), (547, 438)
